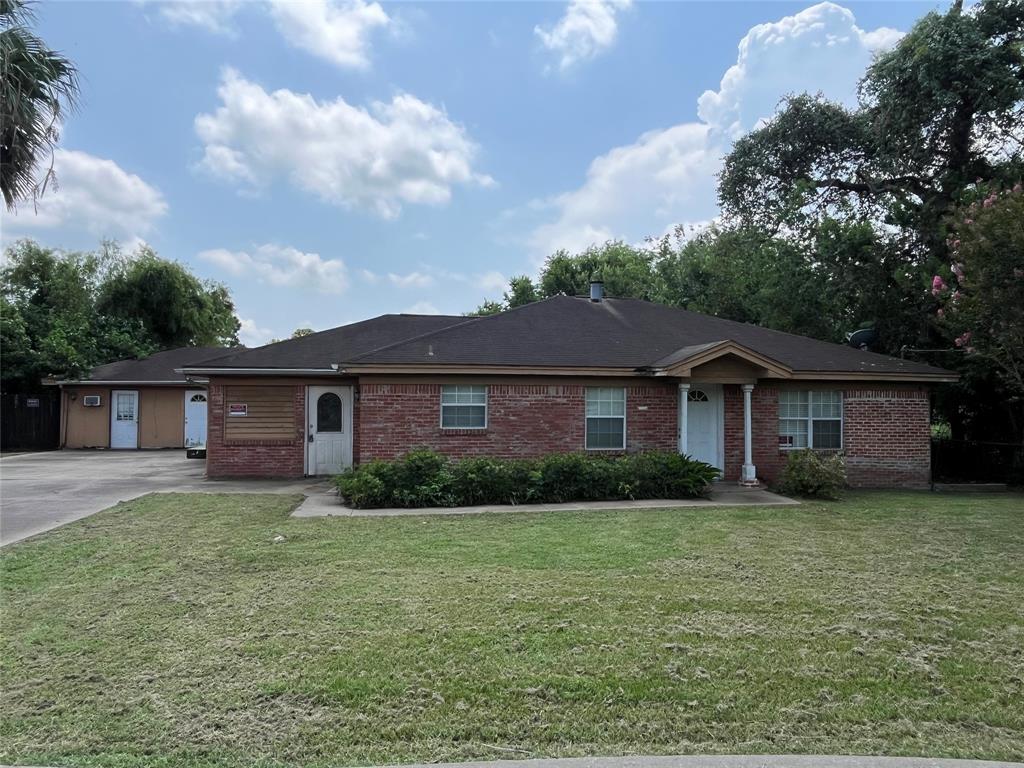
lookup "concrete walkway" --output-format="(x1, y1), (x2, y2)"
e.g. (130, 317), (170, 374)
(369, 757), (1021, 768)
(293, 484), (798, 518)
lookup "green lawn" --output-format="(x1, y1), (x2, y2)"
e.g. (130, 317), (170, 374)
(2, 492), (1023, 767)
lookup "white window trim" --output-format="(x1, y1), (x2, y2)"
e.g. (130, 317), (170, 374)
(585, 386), (627, 451)
(440, 385), (488, 430)
(779, 390), (844, 450)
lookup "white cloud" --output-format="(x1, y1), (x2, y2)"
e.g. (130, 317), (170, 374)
(198, 243), (349, 294)
(387, 271), (434, 288)
(5, 149), (168, 243)
(529, 2), (903, 256)
(195, 68), (494, 218)
(156, 0), (390, 69)
(238, 316), (277, 347)
(159, 0), (242, 35)
(360, 266), (504, 294)
(696, 2), (904, 140)
(535, 0), (631, 71)
(268, 0), (390, 70)
(404, 301), (441, 315)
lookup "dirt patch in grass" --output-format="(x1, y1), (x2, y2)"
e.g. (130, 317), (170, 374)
(1, 491), (1023, 767)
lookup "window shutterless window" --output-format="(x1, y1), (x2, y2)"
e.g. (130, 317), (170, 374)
(440, 385), (487, 429)
(585, 387), (626, 450)
(779, 390), (842, 449)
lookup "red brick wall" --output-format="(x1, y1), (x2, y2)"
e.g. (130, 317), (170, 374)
(358, 382), (677, 461)
(723, 383), (931, 488)
(206, 383), (306, 478)
(204, 377), (932, 488)
(843, 387), (931, 489)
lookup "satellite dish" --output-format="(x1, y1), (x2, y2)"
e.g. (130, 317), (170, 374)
(847, 328), (879, 351)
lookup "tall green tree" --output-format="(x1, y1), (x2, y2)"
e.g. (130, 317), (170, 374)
(719, 0), (1024, 257)
(539, 242), (657, 299)
(653, 226), (840, 341)
(2, 240), (241, 390)
(934, 185), (1024, 436)
(97, 247), (240, 349)
(0, 0), (79, 209)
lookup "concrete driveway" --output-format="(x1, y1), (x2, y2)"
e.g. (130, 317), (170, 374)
(0, 450), (325, 547)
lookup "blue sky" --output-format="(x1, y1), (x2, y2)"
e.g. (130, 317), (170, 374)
(3, 0), (941, 346)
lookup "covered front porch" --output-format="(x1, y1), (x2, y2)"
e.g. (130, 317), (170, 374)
(657, 340), (796, 485)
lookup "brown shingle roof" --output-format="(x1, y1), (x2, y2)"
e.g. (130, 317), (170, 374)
(188, 314), (468, 370)
(181, 297), (954, 380)
(346, 296), (951, 377)
(82, 346), (237, 383)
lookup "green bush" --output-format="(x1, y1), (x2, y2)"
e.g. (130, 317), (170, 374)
(335, 449), (719, 509)
(774, 449), (847, 500)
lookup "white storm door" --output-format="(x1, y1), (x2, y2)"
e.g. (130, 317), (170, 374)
(685, 384), (723, 472)
(184, 390), (208, 447)
(306, 386), (353, 476)
(110, 390), (139, 449)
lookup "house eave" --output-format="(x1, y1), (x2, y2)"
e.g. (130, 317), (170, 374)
(177, 367), (341, 375)
(337, 363), (647, 376)
(49, 379), (197, 386)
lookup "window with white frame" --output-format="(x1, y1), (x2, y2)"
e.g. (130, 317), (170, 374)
(779, 390), (843, 449)
(585, 387), (626, 450)
(440, 385), (487, 429)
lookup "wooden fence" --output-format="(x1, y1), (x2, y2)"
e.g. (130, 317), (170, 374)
(1, 391), (60, 451)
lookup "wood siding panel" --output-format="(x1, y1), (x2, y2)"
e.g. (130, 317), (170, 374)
(224, 386), (299, 440)
(139, 388), (185, 448)
(63, 386), (111, 448)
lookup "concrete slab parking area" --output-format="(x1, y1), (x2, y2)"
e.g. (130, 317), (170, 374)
(0, 450), (323, 547)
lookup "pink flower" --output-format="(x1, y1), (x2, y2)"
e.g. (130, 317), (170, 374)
(951, 262), (965, 278)
(951, 290), (962, 303)
(964, 218), (974, 225)
(954, 331), (973, 348)
(1014, 182), (1022, 194)
(931, 275), (947, 296)
(937, 308), (945, 319)
(965, 346), (975, 354)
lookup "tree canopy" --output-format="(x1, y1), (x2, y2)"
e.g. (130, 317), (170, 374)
(1, 240), (240, 390)
(719, 0), (1024, 255)
(0, 0), (80, 209)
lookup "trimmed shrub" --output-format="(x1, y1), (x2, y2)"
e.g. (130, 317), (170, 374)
(335, 449), (719, 509)
(775, 449), (847, 500)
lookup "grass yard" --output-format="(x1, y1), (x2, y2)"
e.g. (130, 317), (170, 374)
(1, 492), (1023, 768)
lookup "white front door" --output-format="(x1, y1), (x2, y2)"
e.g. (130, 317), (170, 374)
(684, 384), (723, 472)
(110, 390), (139, 449)
(184, 390), (208, 447)
(306, 385), (353, 476)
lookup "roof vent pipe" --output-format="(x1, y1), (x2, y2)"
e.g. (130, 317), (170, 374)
(589, 280), (604, 302)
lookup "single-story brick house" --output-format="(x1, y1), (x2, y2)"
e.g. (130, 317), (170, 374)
(180, 287), (956, 488)
(55, 347), (231, 450)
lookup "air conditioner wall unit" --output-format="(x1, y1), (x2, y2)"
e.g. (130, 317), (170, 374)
(83, 395), (102, 407)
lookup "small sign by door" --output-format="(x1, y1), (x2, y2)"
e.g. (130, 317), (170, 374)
(26, 398), (39, 408)
(228, 403), (248, 417)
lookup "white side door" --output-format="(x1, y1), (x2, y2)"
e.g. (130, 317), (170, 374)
(685, 384), (723, 472)
(184, 390), (208, 447)
(110, 390), (139, 449)
(306, 385), (353, 476)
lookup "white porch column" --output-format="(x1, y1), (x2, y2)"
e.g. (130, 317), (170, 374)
(741, 383), (757, 484)
(678, 383), (690, 454)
